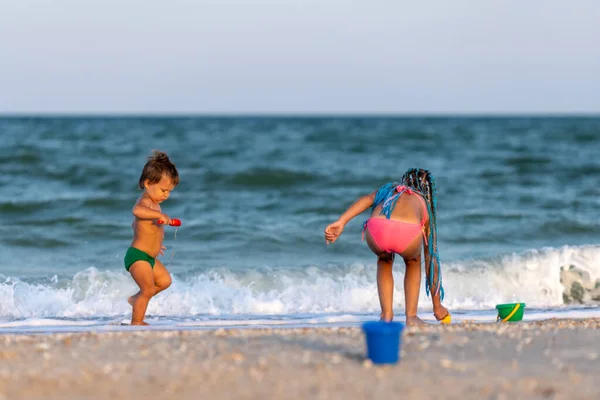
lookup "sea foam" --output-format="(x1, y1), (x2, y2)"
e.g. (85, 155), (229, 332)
(1, 244), (599, 320)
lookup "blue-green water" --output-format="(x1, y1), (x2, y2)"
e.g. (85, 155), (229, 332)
(1, 116), (599, 331)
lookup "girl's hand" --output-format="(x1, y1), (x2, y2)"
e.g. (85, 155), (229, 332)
(159, 245), (167, 256)
(324, 220), (345, 244)
(433, 305), (449, 321)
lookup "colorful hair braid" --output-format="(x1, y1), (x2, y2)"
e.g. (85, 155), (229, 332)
(401, 168), (444, 300)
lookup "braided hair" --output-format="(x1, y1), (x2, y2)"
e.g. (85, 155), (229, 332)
(401, 168), (444, 300)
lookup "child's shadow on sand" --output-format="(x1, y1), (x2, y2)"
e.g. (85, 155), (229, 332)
(251, 334), (367, 363)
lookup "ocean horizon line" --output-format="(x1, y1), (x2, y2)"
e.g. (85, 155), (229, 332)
(1, 112), (600, 119)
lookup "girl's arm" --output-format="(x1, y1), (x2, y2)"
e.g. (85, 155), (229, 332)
(423, 224), (443, 309)
(335, 191), (376, 225)
(324, 191), (376, 244)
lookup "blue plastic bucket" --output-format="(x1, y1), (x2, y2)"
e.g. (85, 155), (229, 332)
(362, 321), (405, 364)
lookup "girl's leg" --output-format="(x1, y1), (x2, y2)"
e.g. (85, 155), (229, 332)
(365, 229), (395, 321)
(403, 257), (425, 325)
(153, 259), (172, 296)
(128, 261), (156, 325)
(376, 254), (395, 322)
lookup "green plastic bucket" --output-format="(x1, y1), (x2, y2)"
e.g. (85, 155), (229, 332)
(496, 303), (526, 322)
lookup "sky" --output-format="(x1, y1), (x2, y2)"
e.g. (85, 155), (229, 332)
(1, 0), (599, 114)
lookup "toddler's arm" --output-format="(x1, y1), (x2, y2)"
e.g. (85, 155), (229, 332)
(132, 197), (170, 223)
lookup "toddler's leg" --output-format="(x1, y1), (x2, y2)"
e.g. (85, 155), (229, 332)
(153, 259), (172, 296)
(128, 261), (156, 325)
(376, 254), (394, 322)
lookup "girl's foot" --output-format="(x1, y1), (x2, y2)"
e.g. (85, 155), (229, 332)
(130, 321), (149, 326)
(406, 316), (426, 326)
(380, 312), (394, 322)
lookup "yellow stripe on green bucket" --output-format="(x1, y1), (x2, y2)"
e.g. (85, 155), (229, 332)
(495, 302), (526, 322)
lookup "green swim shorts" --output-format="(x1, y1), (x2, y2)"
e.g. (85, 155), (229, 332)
(124, 247), (156, 271)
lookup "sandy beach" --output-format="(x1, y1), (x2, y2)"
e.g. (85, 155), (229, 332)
(1, 318), (599, 400)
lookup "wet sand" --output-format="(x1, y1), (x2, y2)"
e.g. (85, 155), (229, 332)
(1, 318), (599, 400)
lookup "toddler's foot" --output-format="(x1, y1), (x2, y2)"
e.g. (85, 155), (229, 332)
(406, 316), (426, 326)
(127, 295), (136, 307)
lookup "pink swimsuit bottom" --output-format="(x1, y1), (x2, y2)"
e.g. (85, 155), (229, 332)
(363, 188), (428, 254)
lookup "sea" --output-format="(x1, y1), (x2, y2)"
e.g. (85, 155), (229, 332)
(1, 116), (599, 334)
